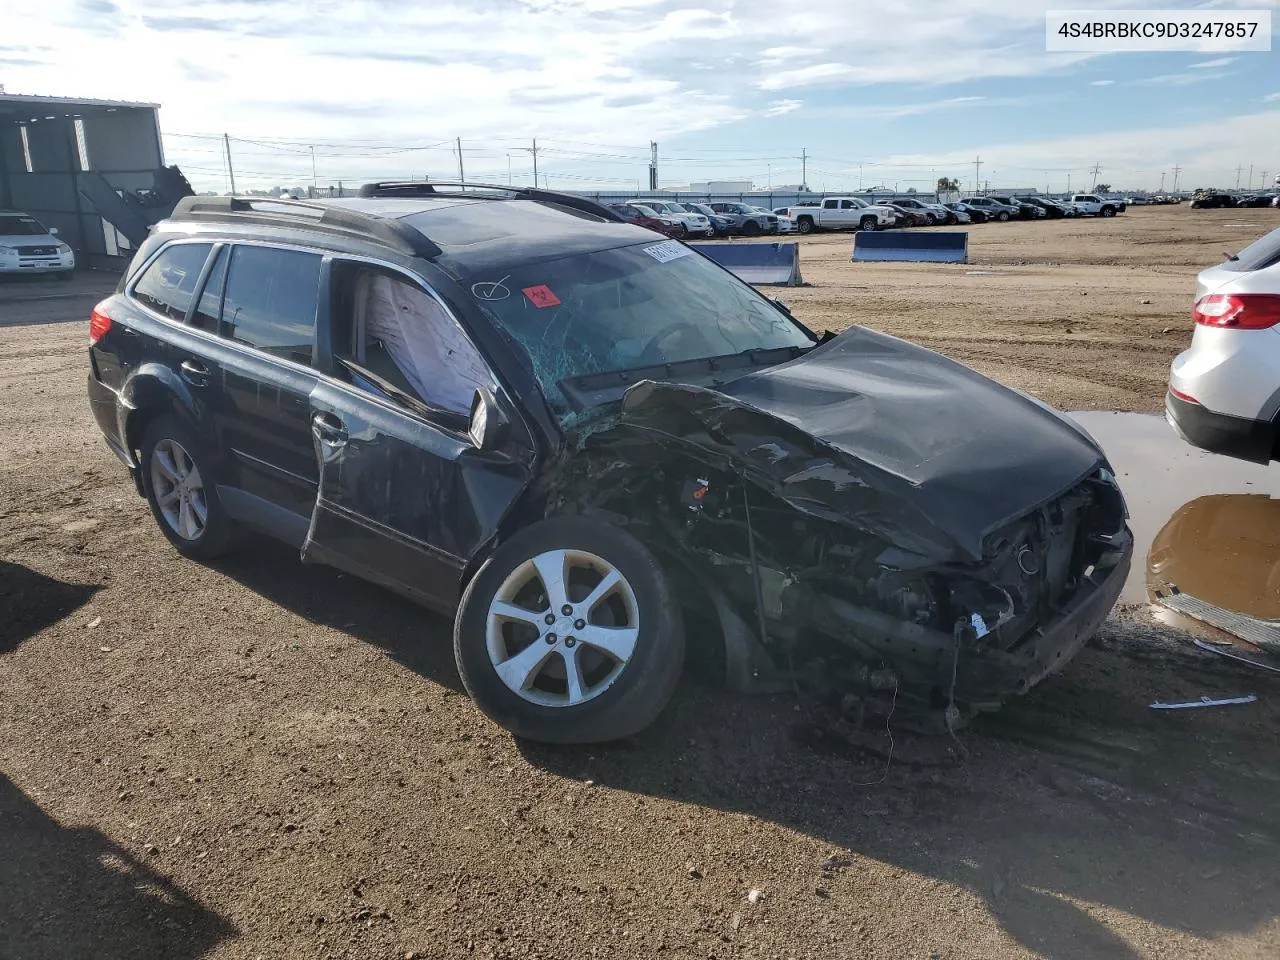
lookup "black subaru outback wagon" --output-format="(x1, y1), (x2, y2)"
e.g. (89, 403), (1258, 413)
(88, 183), (1132, 743)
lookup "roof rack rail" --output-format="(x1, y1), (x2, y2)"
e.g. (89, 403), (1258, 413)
(168, 195), (442, 259)
(357, 181), (624, 222)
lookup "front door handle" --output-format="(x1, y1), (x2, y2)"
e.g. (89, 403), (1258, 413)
(312, 412), (348, 445)
(179, 359), (209, 386)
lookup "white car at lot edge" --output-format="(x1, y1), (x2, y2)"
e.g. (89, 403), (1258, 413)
(0, 210), (75, 279)
(1167, 227), (1280, 463)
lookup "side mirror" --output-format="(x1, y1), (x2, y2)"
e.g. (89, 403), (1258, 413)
(48, 227), (59, 235)
(468, 387), (510, 451)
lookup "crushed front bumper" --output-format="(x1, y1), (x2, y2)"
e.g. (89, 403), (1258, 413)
(955, 527), (1132, 709)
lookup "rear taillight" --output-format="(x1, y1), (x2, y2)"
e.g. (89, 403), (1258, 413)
(89, 304), (113, 344)
(1193, 293), (1280, 330)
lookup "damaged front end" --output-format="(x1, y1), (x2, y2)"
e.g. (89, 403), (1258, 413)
(548, 330), (1132, 729)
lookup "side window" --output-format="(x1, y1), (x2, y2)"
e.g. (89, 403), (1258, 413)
(840, 200), (855, 209)
(191, 246), (228, 330)
(333, 265), (493, 419)
(130, 243), (213, 321)
(220, 246), (322, 364)
(823, 199), (837, 209)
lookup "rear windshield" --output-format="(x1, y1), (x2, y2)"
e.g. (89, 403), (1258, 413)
(1222, 227), (1280, 273)
(0, 215), (48, 236)
(473, 241), (814, 416)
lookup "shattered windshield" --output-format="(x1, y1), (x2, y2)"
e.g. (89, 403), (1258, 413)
(472, 240), (814, 415)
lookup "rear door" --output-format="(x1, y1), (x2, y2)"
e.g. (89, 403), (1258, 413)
(211, 243), (326, 524)
(300, 261), (535, 612)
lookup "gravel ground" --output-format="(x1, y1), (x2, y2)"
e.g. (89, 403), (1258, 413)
(2, 206), (1279, 960)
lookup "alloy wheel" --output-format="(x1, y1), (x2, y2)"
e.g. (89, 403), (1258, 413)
(150, 438), (208, 541)
(485, 549), (640, 707)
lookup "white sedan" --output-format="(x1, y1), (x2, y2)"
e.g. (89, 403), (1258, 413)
(1167, 227), (1280, 463)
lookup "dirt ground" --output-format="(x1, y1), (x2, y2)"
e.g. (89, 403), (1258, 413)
(2, 206), (1280, 960)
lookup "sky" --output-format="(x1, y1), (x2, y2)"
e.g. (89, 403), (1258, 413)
(3, 0), (1279, 194)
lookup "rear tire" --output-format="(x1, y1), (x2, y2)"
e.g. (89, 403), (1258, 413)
(997, 211), (1010, 222)
(140, 414), (237, 560)
(454, 516), (685, 744)
(797, 217), (814, 234)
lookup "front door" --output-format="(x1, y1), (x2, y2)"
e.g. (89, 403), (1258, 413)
(300, 263), (534, 613)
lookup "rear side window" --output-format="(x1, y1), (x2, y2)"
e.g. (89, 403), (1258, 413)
(1223, 228), (1280, 273)
(131, 243), (213, 321)
(220, 246), (322, 364)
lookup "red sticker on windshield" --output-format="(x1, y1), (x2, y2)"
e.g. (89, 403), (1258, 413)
(522, 284), (561, 308)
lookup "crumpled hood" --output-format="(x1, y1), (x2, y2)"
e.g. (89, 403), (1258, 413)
(620, 326), (1105, 561)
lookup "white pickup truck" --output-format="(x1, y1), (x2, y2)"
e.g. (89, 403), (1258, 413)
(792, 197), (897, 233)
(1069, 194), (1124, 217)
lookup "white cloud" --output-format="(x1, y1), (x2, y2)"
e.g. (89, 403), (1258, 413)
(1264, 92), (1280, 102)
(0, 0), (1264, 192)
(763, 99), (802, 116)
(1137, 71), (1229, 86)
(1189, 56), (1236, 68)
(1089, 80), (1114, 86)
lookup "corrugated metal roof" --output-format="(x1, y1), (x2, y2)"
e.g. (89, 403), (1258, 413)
(0, 92), (159, 110)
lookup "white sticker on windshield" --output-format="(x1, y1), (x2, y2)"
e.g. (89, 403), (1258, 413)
(642, 240), (692, 264)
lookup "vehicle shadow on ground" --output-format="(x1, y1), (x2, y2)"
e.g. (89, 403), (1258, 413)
(208, 535), (464, 692)
(0, 773), (235, 958)
(519, 636), (1280, 959)
(0, 560), (99, 655)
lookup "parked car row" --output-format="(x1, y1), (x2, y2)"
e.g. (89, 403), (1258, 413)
(608, 200), (790, 238)
(763, 193), (1129, 233)
(1190, 193), (1280, 209)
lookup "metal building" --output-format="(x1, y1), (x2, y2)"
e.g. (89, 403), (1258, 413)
(0, 93), (164, 270)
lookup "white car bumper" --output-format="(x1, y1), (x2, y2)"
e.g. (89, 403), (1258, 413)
(0, 250), (75, 274)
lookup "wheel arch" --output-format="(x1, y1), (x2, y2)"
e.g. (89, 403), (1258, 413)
(119, 364), (216, 466)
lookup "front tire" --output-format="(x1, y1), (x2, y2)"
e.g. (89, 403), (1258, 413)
(743, 220), (762, 236)
(1101, 206), (1115, 218)
(140, 414), (236, 560)
(454, 516), (685, 744)
(858, 216), (877, 231)
(997, 211), (1010, 222)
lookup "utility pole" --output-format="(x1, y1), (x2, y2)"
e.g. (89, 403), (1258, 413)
(456, 137), (465, 183)
(1248, 164), (1254, 189)
(507, 153), (512, 185)
(531, 138), (539, 186)
(648, 141), (658, 191)
(1261, 171), (1269, 191)
(1236, 165), (1244, 189)
(310, 145), (317, 194)
(973, 155), (982, 194)
(800, 147), (807, 190)
(1089, 161), (1102, 191)
(223, 133), (237, 195)
(1067, 173), (1071, 193)
(858, 163), (863, 190)
(1171, 165), (1182, 193)
(1159, 171), (1166, 192)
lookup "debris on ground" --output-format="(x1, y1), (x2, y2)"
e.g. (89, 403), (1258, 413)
(1193, 638), (1280, 675)
(1150, 694), (1257, 710)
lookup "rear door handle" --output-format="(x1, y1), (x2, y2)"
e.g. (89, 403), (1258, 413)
(179, 359), (210, 386)
(312, 412), (348, 445)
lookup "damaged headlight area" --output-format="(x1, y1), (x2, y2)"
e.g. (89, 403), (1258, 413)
(551, 430), (1132, 731)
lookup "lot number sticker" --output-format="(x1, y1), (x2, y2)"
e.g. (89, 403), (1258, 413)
(522, 284), (562, 308)
(642, 240), (692, 264)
